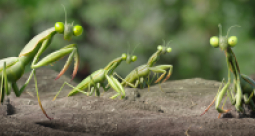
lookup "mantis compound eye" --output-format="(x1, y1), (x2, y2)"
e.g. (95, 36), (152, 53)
(157, 45), (163, 51)
(166, 48), (172, 53)
(55, 22), (64, 34)
(73, 25), (83, 36)
(122, 53), (127, 60)
(228, 36), (237, 47)
(131, 56), (137, 62)
(210, 36), (219, 48)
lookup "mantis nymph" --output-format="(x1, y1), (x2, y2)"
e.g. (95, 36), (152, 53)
(0, 6), (83, 120)
(201, 24), (255, 118)
(115, 43), (173, 89)
(53, 52), (137, 100)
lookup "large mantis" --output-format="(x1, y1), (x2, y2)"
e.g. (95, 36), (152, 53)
(201, 24), (255, 118)
(53, 52), (137, 100)
(115, 44), (173, 88)
(0, 7), (83, 120)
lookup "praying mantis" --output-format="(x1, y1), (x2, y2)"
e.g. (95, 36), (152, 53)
(115, 44), (173, 89)
(0, 6), (83, 120)
(201, 24), (255, 118)
(53, 52), (137, 100)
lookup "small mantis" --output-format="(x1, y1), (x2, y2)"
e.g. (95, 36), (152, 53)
(53, 52), (137, 100)
(0, 6), (83, 120)
(201, 24), (255, 118)
(115, 43), (173, 89)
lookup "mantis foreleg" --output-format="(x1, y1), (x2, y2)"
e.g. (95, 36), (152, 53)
(149, 65), (173, 83)
(106, 74), (125, 99)
(31, 42), (79, 80)
(215, 62), (232, 113)
(201, 78), (225, 116)
(33, 70), (52, 120)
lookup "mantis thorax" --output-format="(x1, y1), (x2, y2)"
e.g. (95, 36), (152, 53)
(147, 50), (161, 67)
(219, 36), (228, 50)
(64, 24), (74, 40)
(147, 45), (172, 67)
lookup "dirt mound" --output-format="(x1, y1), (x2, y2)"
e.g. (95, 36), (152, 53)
(0, 68), (254, 136)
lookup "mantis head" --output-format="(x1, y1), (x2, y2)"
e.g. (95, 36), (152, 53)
(157, 40), (172, 54)
(121, 44), (138, 64)
(157, 45), (172, 54)
(210, 24), (240, 50)
(54, 5), (83, 40)
(121, 53), (137, 64)
(147, 43), (172, 66)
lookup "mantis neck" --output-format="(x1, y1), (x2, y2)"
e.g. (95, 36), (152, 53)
(147, 50), (161, 67)
(224, 47), (241, 80)
(104, 57), (123, 72)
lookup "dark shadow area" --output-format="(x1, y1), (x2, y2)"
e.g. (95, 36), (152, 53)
(35, 121), (60, 129)
(222, 113), (234, 118)
(35, 121), (86, 133)
(222, 109), (255, 118)
(249, 110), (255, 118)
(158, 109), (164, 113)
(6, 98), (16, 115)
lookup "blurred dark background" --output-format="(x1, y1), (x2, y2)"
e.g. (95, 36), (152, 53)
(0, 0), (255, 83)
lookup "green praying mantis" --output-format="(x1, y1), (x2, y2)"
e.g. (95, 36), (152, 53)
(53, 52), (137, 100)
(0, 6), (83, 120)
(115, 44), (173, 89)
(201, 24), (255, 118)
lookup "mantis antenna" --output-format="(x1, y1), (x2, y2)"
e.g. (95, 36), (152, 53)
(166, 40), (173, 48)
(226, 25), (241, 38)
(218, 24), (222, 38)
(131, 43), (140, 56)
(162, 39), (166, 48)
(127, 42), (131, 55)
(61, 4), (67, 25)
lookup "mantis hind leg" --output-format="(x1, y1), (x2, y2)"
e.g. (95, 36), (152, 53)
(87, 75), (99, 96)
(243, 92), (255, 111)
(11, 69), (34, 97)
(234, 81), (243, 112)
(0, 62), (12, 103)
(0, 62), (7, 103)
(95, 83), (100, 96)
(53, 81), (89, 101)
(0, 61), (35, 104)
(113, 72), (140, 88)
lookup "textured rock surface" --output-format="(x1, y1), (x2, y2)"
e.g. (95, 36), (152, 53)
(0, 68), (255, 136)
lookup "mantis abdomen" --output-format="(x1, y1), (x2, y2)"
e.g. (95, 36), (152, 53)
(0, 57), (25, 82)
(68, 69), (106, 96)
(122, 65), (149, 85)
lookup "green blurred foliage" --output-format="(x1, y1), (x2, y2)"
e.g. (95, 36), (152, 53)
(0, 0), (255, 82)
